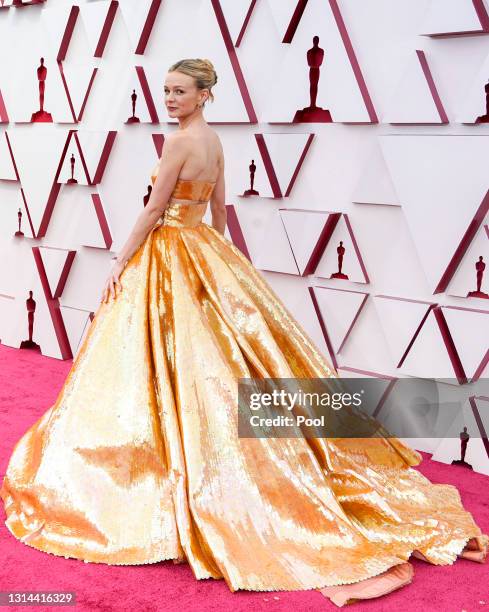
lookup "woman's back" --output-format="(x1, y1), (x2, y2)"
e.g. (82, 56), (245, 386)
(175, 127), (223, 184)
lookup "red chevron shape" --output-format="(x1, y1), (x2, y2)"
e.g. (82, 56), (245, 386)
(90, 193), (113, 250)
(436, 188), (489, 293)
(255, 133), (314, 198)
(211, 0), (258, 123)
(135, 0), (162, 55)
(73, 130), (117, 185)
(470, 395), (489, 460)
(0, 90), (9, 123)
(32, 246), (76, 359)
(225, 204), (251, 262)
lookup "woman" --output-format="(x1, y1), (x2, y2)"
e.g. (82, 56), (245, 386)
(1, 58), (486, 608)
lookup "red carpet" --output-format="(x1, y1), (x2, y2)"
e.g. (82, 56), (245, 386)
(1, 343), (487, 611)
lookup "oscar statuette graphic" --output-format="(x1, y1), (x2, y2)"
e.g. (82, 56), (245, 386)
(243, 159), (259, 196)
(31, 57), (53, 123)
(66, 153), (78, 184)
(467, 255), (488, 298)
(330, 240), (349, 279)
(20, 290), (40, 350)
(451, 427), (473, 470)
(293, 36), (333, 123)
(475, 80), (489, 123)
(126, 89), (140, 123)
(14, 208), (24, 237)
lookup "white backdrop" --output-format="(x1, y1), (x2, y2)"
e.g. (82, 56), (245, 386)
(0, 0), (488, 471)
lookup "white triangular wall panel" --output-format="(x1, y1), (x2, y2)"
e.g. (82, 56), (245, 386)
(59, 248), (112, 313)
(331, 297), (395, 373)
(78, 0), (122, 58)
(8, 127), (68, 236)
(262, 133), (311, 196)
(351, 141), (401, 206)
(400, 310), (456, 378)
(314, 286), (367, 353)
(118, 0), (154, 51)
(380, 134), (489, 293)
(280, 209), (331, 275)
(0, 134), (16, 180)
(443, 305), (489, 378)
(219, 0), (254, 44)
(74, 131), (113, 184)
(43, 188), (101, 250)
(39, 247), (71, 297)
(60, 304), (93, 360)
(382, 51), (445, 123)
(374, 296), (434, 365)
(254, 209), (299, 274)
(419, 0), (485, 36)
(41, 3), (82, 59)
(56, 62), (97, 123)
(74, 313), (94, 358)
(267, 0), (296, 38)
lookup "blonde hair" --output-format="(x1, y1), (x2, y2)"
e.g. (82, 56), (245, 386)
(168, 58), (218, 106)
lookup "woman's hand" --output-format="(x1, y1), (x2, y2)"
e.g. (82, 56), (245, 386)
(101, 261), (125, 303)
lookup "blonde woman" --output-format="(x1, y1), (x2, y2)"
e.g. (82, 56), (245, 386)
(1, 58), (486, 607)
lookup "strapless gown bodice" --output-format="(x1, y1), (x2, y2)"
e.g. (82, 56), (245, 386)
(151, 163), (216, 229)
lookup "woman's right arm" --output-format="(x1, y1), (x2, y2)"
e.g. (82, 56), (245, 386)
(210, 153), (226, 235)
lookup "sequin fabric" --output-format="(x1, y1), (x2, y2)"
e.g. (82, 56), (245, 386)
(1, 162), (486, 594)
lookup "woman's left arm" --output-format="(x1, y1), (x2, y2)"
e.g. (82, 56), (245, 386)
(101, 134), (188, 303)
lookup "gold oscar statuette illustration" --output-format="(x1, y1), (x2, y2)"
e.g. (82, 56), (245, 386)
(293, 36), (333, 123)
(330, 240), (349, 279)
(126, 89), (140, 123)
(31, 57), (53, 123)
(66, 152), (78, 184)
(451, 426), (473, 470)
(475, 80), (489, 123)
(14, 207), (24, 237)
(467, 255), (488, 298)
(20, 290), (40, 350)
(242, 159), (259, 196)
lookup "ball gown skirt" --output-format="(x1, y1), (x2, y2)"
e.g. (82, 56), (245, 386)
(1, 166), (487, 606)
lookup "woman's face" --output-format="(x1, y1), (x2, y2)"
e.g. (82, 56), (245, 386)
(164, 71), (208, 117)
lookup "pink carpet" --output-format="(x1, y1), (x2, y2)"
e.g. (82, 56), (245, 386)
(1, 343), (487, 611)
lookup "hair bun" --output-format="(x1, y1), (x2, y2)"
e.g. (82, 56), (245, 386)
(201, 58), (217, 83)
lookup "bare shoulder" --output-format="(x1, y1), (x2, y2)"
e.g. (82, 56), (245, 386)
(208, 128), (224, 164)
(164, 131), (191, 150)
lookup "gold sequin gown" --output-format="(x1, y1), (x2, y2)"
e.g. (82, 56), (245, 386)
(1, 162), (487, 602)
